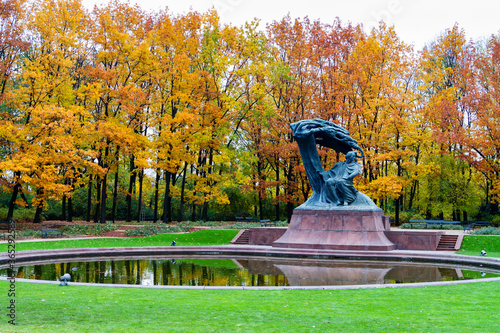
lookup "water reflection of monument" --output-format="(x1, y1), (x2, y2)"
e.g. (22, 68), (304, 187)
(239, 259), (464, 286)
(273, 119), (395, 251)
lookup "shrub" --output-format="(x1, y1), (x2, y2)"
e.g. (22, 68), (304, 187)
(400, 223), (462, 230)
(0, 207), (7, 220)
(13, 208), (36, 222)
(0, 207), (36, 222)
(60, 223), (118, 236)
(16, 229), (42, 238)
(491, 216), (500, 226)
(400, 223), (425, 229)
(125, 225), (184, 237)
(472, 227), (500, 235)
(397, 212), (412, 224)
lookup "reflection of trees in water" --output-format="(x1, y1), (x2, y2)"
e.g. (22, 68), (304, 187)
(4, 258), (494, 286)
(99, 261), (106, 284)
(152, 260), (157, 285)
(125, 260), (131, 284)
(111, 261), (116, 284)
(162, 260), (172, 286)
(136, 260), (140, 285)
(5, 260), (290, 286)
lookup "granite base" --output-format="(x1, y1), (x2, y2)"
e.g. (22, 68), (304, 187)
(272, 209), (395, 251)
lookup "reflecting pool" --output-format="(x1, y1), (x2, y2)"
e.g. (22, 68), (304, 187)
(2, 257), (499, 287)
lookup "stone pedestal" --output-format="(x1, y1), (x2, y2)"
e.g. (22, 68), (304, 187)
(272, 209), (395, 251)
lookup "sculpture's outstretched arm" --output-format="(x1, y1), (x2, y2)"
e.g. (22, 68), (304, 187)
(291, 119), (364, 156)
(290, 119), (364, 196)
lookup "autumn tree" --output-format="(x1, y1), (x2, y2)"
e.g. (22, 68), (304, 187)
(417, 24), (482, 220)
(1, 0), (96, 222)
(468, 35), (500, 212)
(86, 0), (151, 223)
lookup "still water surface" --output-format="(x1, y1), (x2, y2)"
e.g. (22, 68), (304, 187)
(2, 257), (499, 287)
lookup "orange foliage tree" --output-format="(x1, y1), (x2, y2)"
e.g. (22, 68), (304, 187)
(1, 1), (497, 224)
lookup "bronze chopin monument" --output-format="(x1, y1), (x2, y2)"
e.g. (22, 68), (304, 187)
(273, 119), (395, 251)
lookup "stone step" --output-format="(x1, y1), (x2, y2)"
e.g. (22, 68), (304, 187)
(436, 235), (459, 251)
(231, 230), (250, 245)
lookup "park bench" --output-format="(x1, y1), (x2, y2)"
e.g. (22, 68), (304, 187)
(409, 220), (458, 229)
(140, 215), (155, 222)
(0, 221), (13, 241)
(409, 220), (490, 232)
(260, 219), (277, 227)
(41, 228), (64, 238)
(471, 221), (491, 228)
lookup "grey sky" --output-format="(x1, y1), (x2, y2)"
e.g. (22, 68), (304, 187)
(83, 0), (500, 50)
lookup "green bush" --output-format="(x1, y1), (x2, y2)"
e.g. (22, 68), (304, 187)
(60, 223), (118, 236)
(13, 208), (36, 222)
(214, 220), (288, 229)
(0, 207), (37, 222)
(400, 223), (462, 230)
(16, 229), (42, 238)
(491, 215), (500, 225)
(125, 225), (185, 237)
(0, 207), (7, 220)
(396, 212), (411, 224)
(472, 226), (500, 235)
(400, 222), (425, 229)
(391, 212), (425, 225)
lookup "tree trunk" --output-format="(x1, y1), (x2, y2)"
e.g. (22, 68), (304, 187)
(126, 156), (136, 222)
(33, 189), (44, 224)
(285, 163), (294, 222)
(7, 171), (21, 221)
(111, 169), (119, 223)
(202, 200), (209, 221)
(67, 193), (73, 222)
(137, 169), (144, 222)
(100, 143), (110, 224)
(100, 172), (107, 224)
(86, 174), (92, 222)
(94, 178), (101, 223)
(153, 168), (160, 223)
(275, 162), (280, 221)
(395, 156), (402, 225)
(62, 194), (66, 221)
(163, 171), (171, 223)
(395, 197), (400, 226)
(178, 163), (187, 222)
(191, 164), (197, 221)
(257, 158), (264, 220)
(202, 149), (214, 221)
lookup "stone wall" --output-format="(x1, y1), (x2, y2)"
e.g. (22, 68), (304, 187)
(249, 227), (443, 251)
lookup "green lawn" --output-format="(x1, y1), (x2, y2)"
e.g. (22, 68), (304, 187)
(0, 229), (239, 252)
(1, 232), (500, 331)
(457, 235), (500, 257)
(1, 280), (499, 332)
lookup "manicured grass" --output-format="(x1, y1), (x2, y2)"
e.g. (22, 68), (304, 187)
(2, 233), (500, 331)
(0, 229), (239, 252)
(457, 235), (500, 257)
(1, 280), (499, 332)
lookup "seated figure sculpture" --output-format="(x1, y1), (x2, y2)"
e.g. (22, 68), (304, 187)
(290, 119), (379, 210)
(322, 151), (362, 206)
(273, 118), (394, 251)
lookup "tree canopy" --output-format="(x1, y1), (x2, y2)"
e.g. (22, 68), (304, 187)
(1, 0), (499, 224)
